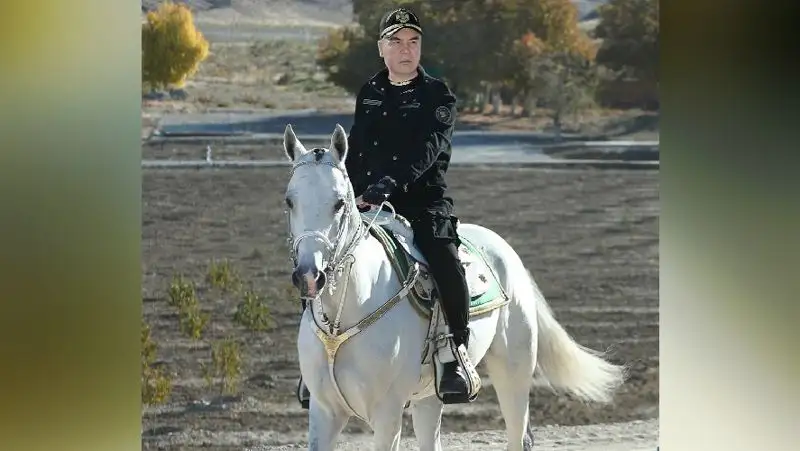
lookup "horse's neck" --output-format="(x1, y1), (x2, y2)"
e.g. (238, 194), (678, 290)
(316, 218), (399, 330)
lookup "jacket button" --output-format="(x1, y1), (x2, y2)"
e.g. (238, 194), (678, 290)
(359, 152), (363, 157)
(382, 112), (387, 116)
(367, 171), (372, 175)
(392, 155), (398, 160)
(373, 141), (378, 145)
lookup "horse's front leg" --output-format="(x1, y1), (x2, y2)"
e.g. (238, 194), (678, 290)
(370, 399), (407, 451)
(411, 396), (444, 451)
(308, 398), (349, 451)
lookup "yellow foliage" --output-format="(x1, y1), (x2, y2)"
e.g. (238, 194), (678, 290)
(142, 1), (209, 90)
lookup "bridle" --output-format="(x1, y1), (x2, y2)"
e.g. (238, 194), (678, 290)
(285, 158), (393, 308)
(285, 155), (417, 422)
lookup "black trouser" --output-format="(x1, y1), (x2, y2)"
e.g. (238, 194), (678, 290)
(411, 213), (471, 347)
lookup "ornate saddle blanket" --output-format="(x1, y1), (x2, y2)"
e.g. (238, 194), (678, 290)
(361, 210), (508, 319)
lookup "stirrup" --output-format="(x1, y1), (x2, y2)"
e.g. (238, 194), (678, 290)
(433, 338), (482, 404)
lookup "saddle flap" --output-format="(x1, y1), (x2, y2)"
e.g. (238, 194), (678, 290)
(365, 216), (508, 319)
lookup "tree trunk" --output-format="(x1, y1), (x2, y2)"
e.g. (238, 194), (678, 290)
(521, 93), (536, 118)
(553, 110), (563, 142)
(483, 84), (492, 114)
(491, 86), (501, 115)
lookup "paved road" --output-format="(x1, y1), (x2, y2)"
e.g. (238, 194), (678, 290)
(150, 110), (658, 165)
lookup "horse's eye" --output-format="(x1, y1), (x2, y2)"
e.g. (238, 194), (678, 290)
(334, 199), (345, 212)
(285, 198), (293, 209)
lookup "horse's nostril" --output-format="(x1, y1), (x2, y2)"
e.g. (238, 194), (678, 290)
(316, 270), (326, 291)
(291, 269), (303, 288)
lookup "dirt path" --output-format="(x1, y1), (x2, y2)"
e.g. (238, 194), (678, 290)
(144, 418), (658, 450)
(290, 419), (659, 450)
(142, 167), (659, 449)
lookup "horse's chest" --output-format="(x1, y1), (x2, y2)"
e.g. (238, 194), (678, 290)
(297, 311), (422, 404)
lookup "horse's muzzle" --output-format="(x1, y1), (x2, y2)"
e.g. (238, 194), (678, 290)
(291, 264), (327, 297)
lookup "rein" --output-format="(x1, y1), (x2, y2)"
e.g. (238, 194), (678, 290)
(285, 156), (419, 422)
(284, 158), (396, 331)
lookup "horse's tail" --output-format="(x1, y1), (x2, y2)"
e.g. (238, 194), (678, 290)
(525, 271), (627, 404)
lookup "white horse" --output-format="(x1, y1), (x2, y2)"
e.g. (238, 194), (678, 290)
(282, 123), (627, 451)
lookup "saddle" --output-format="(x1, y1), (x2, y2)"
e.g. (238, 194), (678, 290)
(360, 209), (510, 404)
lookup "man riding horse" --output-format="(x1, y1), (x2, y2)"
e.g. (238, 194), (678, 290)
(296, 6), (476, 407)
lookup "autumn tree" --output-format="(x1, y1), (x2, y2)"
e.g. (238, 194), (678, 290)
(316, 0), (598, 114)
(594, 0), (658, 83)
(142, 1), (210, 91)
(316, 0), (470, 97)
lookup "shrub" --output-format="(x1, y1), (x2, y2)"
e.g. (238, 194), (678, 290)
(167, 274), (208, 340)
(316, 25), (381, 95)
(141, 321), (172, 405)
(201, 336), (243, 395)
(206, 258), (242, 293)
(178, 303), (209, 341)
(233, 289), (273, 332)
(142, 1), (210, 91)
(167, 274), (196, 310)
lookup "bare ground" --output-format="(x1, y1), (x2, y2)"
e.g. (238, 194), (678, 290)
(141, 166), (659, 449)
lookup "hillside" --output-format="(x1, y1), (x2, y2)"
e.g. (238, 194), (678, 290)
(141, 0), (607, 26)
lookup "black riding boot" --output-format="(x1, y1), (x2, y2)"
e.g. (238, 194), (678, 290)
(438, 328), (472, 397)
(426, 241), (474, 401)
(296, 298), (311, 409)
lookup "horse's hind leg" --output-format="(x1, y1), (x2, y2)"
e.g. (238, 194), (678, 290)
(485, 305), (537, 451)
(411, 395), (444, 451)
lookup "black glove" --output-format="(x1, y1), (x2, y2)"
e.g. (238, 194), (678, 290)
(362, 176), (398, 205)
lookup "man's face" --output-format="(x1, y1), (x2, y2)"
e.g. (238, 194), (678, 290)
(378, 27), (422, 76)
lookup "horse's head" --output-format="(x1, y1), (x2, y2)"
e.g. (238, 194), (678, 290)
(283, 123), (357, 299)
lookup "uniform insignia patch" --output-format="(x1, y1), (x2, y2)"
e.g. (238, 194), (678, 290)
(435, 105), (453, 125)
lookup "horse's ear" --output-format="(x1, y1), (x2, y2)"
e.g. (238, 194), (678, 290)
(330, 123), (348, 164)
(283, 124), (306, 161)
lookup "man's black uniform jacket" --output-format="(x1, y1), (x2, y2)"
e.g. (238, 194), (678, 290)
(345, 66), (458, 231)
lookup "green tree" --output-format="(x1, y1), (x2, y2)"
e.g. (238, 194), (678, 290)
(316, 0), (598, 113)
(316, 25), (382, 96)
(530, 51), (599, 140)
(594, 0), (658, 83)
